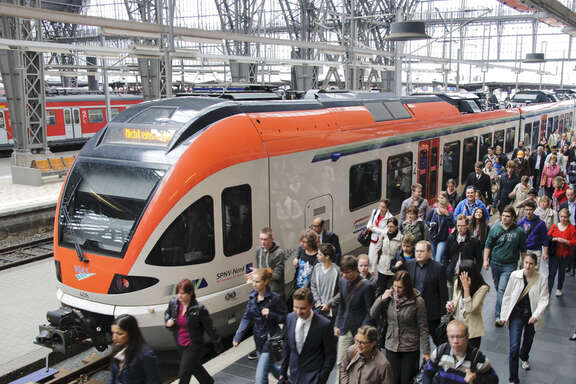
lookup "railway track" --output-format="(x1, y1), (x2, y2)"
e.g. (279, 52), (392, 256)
(0, 236), (53, 271)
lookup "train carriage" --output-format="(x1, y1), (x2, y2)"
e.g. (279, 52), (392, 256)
(37, 92), (575, 351)
(0, 94), (143, 149)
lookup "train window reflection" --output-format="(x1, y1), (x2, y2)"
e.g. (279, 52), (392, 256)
(442, 141), (460, 189)
(0, 112), (4, 130)
(479, 133), (492, 160)
(64, 109), (72, 125)
(531, 121), (540, 149)
(386, 154), (411, 214)
(222, 185), (252, 256)
(505, 127), (515, 153)
(60, 162), (165, 258)
(462, 137), (477, 182)
(494, 130), (504, 150)
(524, 123), (532, 148)
(88, 109), (105, 124)
(46, 111), (56, 126)
(146, 196), (215, 266)
(350, 160), (382, 212)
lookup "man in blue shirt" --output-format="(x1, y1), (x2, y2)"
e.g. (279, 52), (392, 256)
(516, 201), (549, 270)
(453, 186), (490, 222)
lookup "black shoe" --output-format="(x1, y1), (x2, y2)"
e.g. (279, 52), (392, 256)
(247, 350), (258, 360)
(569, 334), (576, 341)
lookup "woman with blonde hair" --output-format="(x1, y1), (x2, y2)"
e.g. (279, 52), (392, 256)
(233, 268), (288, 384)
(541, 155), (562, 198)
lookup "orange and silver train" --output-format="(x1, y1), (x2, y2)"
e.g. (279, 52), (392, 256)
(37, 92), (575, 351)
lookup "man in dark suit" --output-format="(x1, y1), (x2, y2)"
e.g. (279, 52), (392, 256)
(310, 217), (342, 265)
(280, 288), (336, 384)
(335, 255), (375, 365)
(406, 240), (448, 346)
(463, 161), (492, 204)
(529, 145), (546, 187)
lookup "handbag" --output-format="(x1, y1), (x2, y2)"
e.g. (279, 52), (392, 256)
(358, 210), (378, 247)
(266, 331), (285, 362)
(435, 313), (454, 345)
(411, 358), (429, 384)
(376, 299), (390, 349)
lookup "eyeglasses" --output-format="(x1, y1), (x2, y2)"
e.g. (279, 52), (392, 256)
(447, 335), (467, 340)
(310, 224), (321, 228)
(354, 338), (372, 345)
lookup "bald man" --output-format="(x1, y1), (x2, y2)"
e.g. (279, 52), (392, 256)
(310, 217), (342, 265)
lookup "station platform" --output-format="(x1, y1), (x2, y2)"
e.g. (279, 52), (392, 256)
(0, 157), (63, 218)
(1, 258), (575, 384)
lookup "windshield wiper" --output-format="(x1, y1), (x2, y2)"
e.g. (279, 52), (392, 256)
(60, 181), (89, 263)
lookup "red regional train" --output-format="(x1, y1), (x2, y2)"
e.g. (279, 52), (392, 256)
(35, 92), (575, 352)
(0, 94), (143, 149)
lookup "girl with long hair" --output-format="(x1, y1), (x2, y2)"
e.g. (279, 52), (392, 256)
(445, 261), (489, 349)
(110, 314), (161, 384)
(470, 207), (490, 247)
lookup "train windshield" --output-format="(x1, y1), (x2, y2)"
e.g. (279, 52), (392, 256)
(59, 161), (165, 258)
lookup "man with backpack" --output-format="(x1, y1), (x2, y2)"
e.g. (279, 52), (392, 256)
(422, 320), (498, 384)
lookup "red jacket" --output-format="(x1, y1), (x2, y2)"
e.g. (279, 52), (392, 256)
(548, 223), (576, 258)
(553, 183), (569, 209)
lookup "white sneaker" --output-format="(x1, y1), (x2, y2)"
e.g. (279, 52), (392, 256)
(556, 289), (563, 297)
(521, 360), (531, 370)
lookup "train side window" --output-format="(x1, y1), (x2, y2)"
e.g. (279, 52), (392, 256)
(73, 109), (80, 125)
(429, 145), (438, 200)
(386, 154), (411, 213)
(531, 121), (540, 149)
(523, 123), (532, 148)
(442, 141), (460, 189)
(0, 112), (4, 129)
(46, 110), (56, 126)
(88, 109), (105, 124)
(547, 117), (553, 137)
(64, 109), (72, 125)
(505, 127), (515, 153)
(350, 160), (382, 211)
(222, 184), (252, 256)
(461, 137), (477, 182)
(479, 133), (492, 160)
(494, 130), (504, 150)
(146, 196), (215, 266)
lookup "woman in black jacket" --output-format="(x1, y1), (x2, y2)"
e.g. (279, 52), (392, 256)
(233, 268), (288, 384)
(164, 279), (221, 384)
(110, 314), (161, 384)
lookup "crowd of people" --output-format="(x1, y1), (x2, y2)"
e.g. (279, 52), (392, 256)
(107, 139), (576, 384)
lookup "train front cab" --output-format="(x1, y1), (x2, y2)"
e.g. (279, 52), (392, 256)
(53, 97), (274, 350)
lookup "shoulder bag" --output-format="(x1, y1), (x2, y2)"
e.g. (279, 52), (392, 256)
(358, 210), (378, 247)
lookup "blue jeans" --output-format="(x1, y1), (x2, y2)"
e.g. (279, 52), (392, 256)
(490, 263), (516, 319)
(432, 240), (447, 263)
(255, 352), (280, 384)
(508, 313), (535, 383)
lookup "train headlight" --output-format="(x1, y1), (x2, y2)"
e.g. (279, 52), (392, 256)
(108, 274), (159, 294)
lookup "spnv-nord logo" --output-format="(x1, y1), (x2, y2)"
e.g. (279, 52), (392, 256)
(74, 265), (96, 281)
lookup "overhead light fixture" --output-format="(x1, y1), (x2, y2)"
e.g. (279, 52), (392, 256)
(131, 45), (163, 58)
(523, 53), (546, 63)
(385, 21), (431, 41)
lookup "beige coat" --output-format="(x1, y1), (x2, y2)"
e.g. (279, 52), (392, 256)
(340, 346), (394, 384)
(450, 283), (489, 339)
(500, 270), (549, 331)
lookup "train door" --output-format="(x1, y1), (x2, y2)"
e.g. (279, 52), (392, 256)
(418, 139), (440, 204)
(72, 108), (81, 137)
(63, 108), (74, 138)
(305, 195), (333, 232)
(0, 110), (8, 144)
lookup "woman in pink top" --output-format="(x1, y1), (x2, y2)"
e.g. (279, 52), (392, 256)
(541, 155), (562, 198)
(165, 279), (222, 384)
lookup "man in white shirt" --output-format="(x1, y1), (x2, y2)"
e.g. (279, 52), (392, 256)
(280, 288), (337, 384)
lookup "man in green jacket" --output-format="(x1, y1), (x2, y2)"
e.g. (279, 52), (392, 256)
(483, 205), (526, 327)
